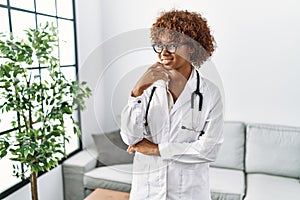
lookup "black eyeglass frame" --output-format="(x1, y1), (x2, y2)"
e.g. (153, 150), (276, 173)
(151, 42), (190, 54)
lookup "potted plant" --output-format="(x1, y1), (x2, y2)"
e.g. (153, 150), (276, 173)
(0, 23), (91, 200)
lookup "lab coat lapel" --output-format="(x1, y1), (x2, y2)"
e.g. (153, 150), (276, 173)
(170, 69), (197, 115)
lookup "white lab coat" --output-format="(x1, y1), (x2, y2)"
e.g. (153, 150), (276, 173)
(121, 69), (224, 200)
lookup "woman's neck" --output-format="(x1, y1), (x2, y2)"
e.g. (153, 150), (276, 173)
(168, 64), (192, 102)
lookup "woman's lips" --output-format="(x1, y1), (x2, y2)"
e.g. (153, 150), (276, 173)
(161, 59), (172, 65)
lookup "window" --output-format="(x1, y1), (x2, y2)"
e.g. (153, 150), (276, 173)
(0, 0), (80, 198)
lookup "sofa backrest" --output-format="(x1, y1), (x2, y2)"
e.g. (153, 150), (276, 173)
(245, 123), (300, 179)
(92, 130), (134, 166)
(210, 121), (246, 170)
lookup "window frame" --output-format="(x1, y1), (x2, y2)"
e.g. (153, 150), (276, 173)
(0, 0), (82, 198)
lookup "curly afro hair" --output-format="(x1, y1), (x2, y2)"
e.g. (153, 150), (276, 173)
(151, 10), (216, 67)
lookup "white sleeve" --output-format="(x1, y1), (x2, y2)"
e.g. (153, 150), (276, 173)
(120, 94), (147, 145)
(158, 88), (224, 164)
(120, 80), (167, 146)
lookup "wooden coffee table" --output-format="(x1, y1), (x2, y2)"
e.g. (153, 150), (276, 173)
(84, 188), (130, 200)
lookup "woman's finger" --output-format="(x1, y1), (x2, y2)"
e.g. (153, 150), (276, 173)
(127, 145), (135, 154)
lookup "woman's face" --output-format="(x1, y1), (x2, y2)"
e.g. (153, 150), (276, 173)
(157, 35), (192, 75)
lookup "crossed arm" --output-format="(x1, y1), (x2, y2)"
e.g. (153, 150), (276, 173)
(127, 138), (160, 156)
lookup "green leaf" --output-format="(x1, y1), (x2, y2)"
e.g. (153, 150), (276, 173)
(5, 105), (11, 112)
(24, 148), (29, 157)
(0, 150), (8, 158)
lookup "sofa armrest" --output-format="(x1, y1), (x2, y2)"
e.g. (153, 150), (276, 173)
(62, 146), (98, 200)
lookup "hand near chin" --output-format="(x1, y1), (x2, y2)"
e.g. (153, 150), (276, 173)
(131, 62), (170, 97)
(127, 138), (160, 156)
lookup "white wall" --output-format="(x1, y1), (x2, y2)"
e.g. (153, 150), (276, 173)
(75, 0), (102, 66)
(77, 0), (300, 147)
(76, 0), (103, 146)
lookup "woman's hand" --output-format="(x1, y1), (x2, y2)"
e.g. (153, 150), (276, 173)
(127, 138), (160, 156)
(132, 62), (170, 97)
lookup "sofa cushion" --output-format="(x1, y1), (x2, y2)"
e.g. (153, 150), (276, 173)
(246, 123), (300, 178)
(84, 164), (132, 192)
(244, 174), (300, 200)
(210, 167), (245, 200)
(62, 147), (98, 200)
(92, 130), (134, 166)
(210, 121), (245, 170)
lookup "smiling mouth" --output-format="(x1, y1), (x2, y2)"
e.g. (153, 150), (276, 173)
(161, 59), (173, 65)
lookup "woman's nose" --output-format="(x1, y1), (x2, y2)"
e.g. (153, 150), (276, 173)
(161, 48), (170, 55)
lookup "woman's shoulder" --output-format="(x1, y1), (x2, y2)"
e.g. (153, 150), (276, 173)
(201, 76), (221, 94)
(200, 76), (223, 107)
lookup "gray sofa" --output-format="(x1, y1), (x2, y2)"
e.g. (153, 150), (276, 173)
(62, 121), (300, 200)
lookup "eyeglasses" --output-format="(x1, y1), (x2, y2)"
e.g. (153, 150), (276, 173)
(151, 42), (189, 54)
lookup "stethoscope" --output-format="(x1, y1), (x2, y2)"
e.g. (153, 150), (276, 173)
(144, 70), (205, 136)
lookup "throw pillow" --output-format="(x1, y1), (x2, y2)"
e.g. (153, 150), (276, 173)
(92, 130), (134, 166)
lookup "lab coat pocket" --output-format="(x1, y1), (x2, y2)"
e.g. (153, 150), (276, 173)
(178, 121), (202, 143)
(179, 169), (199, 199)
(179, 109), (204, 143)
(180, 167), (208, 199)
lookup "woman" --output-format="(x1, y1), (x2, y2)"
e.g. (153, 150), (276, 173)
(121, 10), (223, 200)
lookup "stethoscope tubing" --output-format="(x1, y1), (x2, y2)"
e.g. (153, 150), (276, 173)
(191, 70), (203, 111)
(144, 86), (157, 127)
(144, 69), (203, 132)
